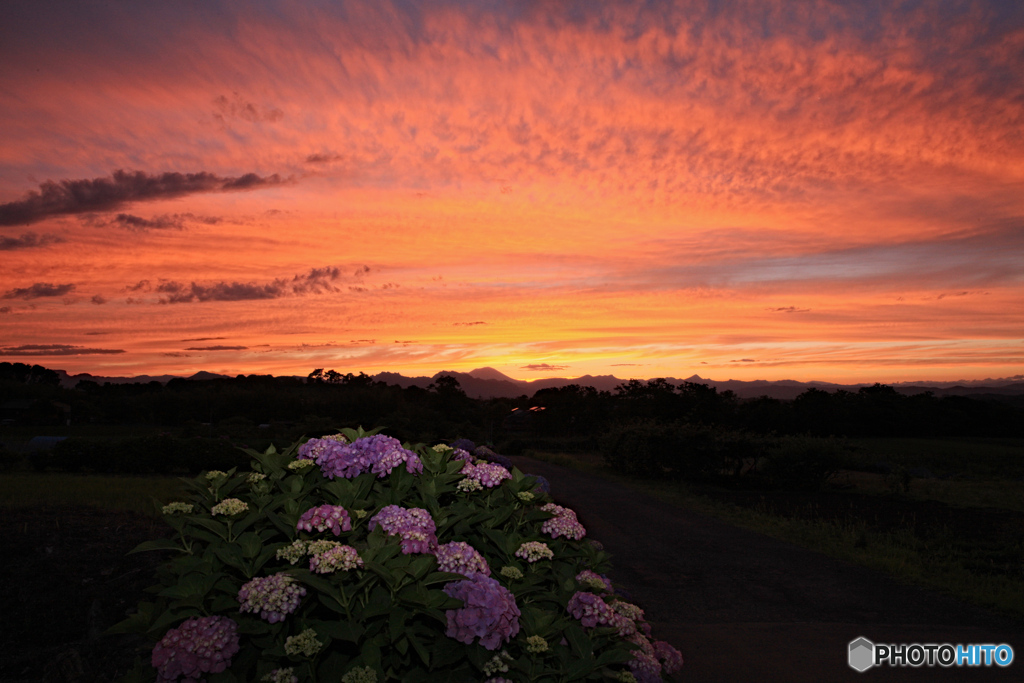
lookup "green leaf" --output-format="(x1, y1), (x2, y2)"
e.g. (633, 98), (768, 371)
(128, 538), (184, 554)
(190, 516), (229, 538)
(104, 602), (154, 635)
(237, 532), (262, 559)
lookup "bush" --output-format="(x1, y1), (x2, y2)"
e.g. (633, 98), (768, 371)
(602, 421), (768, 483)
(113, 428), (682, 682)
(755, 435), (845, 491)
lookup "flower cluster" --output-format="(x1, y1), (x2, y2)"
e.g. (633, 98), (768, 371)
(238, 573), (306, 623)
(443, 574), (521, 650)
(284, 628), (323, 657)
(151, 615), (240, 682)
(276, 539), (308, 564)
(368, 505), (437, 554)
(161, 501), (193, 515)
(515, 541), (554, 563)
(540, 503), (586, 540)
(460, 461), (512, 488)
(287, 458), (315, 471)
(205, 470), (228, 482)
(499, 566), (523, 580)
(341, 666), (378, 683)
(456, 477), (484, 493)
(309, 543), (363, 573)
(298, 434), (423, 479)
(262, 669), (298, 683)
(211, 498), (248, 516)
(451, 447), (474, 462)
(526, 635), (549, 653)
(297, 504), (352, 536)
(432, 443), (453, 452)
(567, 591), (619, 628)
(516, 491), (535, 503)
(576, 569), (614, 592)
(247, 472), (267, 484)
(482, 651), (513, 676)
(435, 541), (490, 578)
(654, 639), (684, 674)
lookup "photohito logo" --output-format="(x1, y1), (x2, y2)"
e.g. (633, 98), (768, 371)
(848, 637), (1014, 671)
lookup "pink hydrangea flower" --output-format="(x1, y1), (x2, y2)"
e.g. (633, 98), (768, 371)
(238, 573), (306, 623)
(451, 447), (474, 462)
(296, 504), (352, 536)
(368, 505), (437, 554)
(540, 503), (587, 540)
(435, 541), (491, 578)
(567, 591), (618, 628)
(151, 615), (239, 682)
(443, 574), (521, 650)
(460, 461), (512, 488)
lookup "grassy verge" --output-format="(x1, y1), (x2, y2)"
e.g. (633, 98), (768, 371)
(0, 472), (188, 515)
(527, 450), (1024, 621)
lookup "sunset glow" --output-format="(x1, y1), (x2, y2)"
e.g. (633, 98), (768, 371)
(2, 0), (1022, 383)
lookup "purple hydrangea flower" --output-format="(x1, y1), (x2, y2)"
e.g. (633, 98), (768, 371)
(297, 504), (352, 536)
(575, 569), (614, 592)
(567, 591), (618, 628)
(461, 461), (512, 488)
(151, 615), (240, 682)
(368, 505), (437, 554)
(451, 438), (476, 452)
(451, 448), (474, 462)
(627, 635), (663, 683)
(238, 573), (306, 623)
(654, 640), (684, 674)
(298, 434), (423, 480)
(540, 503), (586, 540)
(443, 574), (521, 650)
(435, 541), (491, 578)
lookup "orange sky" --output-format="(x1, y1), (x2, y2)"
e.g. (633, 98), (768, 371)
(1, 0), (1022, 383)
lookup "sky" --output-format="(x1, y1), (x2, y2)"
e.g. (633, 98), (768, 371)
(1, 0), (1022, 384)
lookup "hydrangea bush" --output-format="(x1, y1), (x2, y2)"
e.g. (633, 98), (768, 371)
(112, 427), (682, 682)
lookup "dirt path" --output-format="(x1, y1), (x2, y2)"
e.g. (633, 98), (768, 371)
(510, 456), (1023, 682)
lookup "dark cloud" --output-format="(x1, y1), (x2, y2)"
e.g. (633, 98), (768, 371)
(521, 363), (569, 371)
(125, 280), (151, 292)
(453, 321), (487, 326)
(2, 282), (76, 299)
(0, 307), (11, 314)
(731, 359), (758, 363)
(213, 93), (284, 124)
(1, 344), (125, 356)
(113, 213), (183, 231)
(91, 294), (107, 304)
(0, 232), (65, 250)
(181, 336), (227, 342)
(163, 352), (192, 357)
(158, 266), (344, 303)
(306, 153), (343, 164)
(768, 306), (810, 313)
(184, 345), (247, 351)
(0, 169), (285, 226)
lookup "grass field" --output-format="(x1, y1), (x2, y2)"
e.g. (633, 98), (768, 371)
(0, 472), (188, 515)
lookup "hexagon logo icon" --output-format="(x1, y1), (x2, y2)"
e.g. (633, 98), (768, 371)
(849, 637), (875, 672)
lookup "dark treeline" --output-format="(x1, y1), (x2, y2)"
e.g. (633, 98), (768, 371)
(3, 362), (1022, 445)
(4, 362), (1023, 486)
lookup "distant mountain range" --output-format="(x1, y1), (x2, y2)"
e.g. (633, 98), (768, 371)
(54, 367), (1024, 401)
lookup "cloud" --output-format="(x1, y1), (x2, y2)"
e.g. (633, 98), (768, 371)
(184, 345), (247, 351)
(0, 232), (65, 250)
(213, 92), (284, 124)
(2, 282), (76, 299)
(1, 344), (125, 355)
(0, 169), (286, 226)
(181, 336), (227, 342)
(306, 153), (343, 164)
(521, 363), (569, 371)
(454, 321), (487, 326)
(0, 306), (10, 314)
(769, 306), (810, 313)
(157, 266), (345, 303)
(90, 294), (107, 304)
